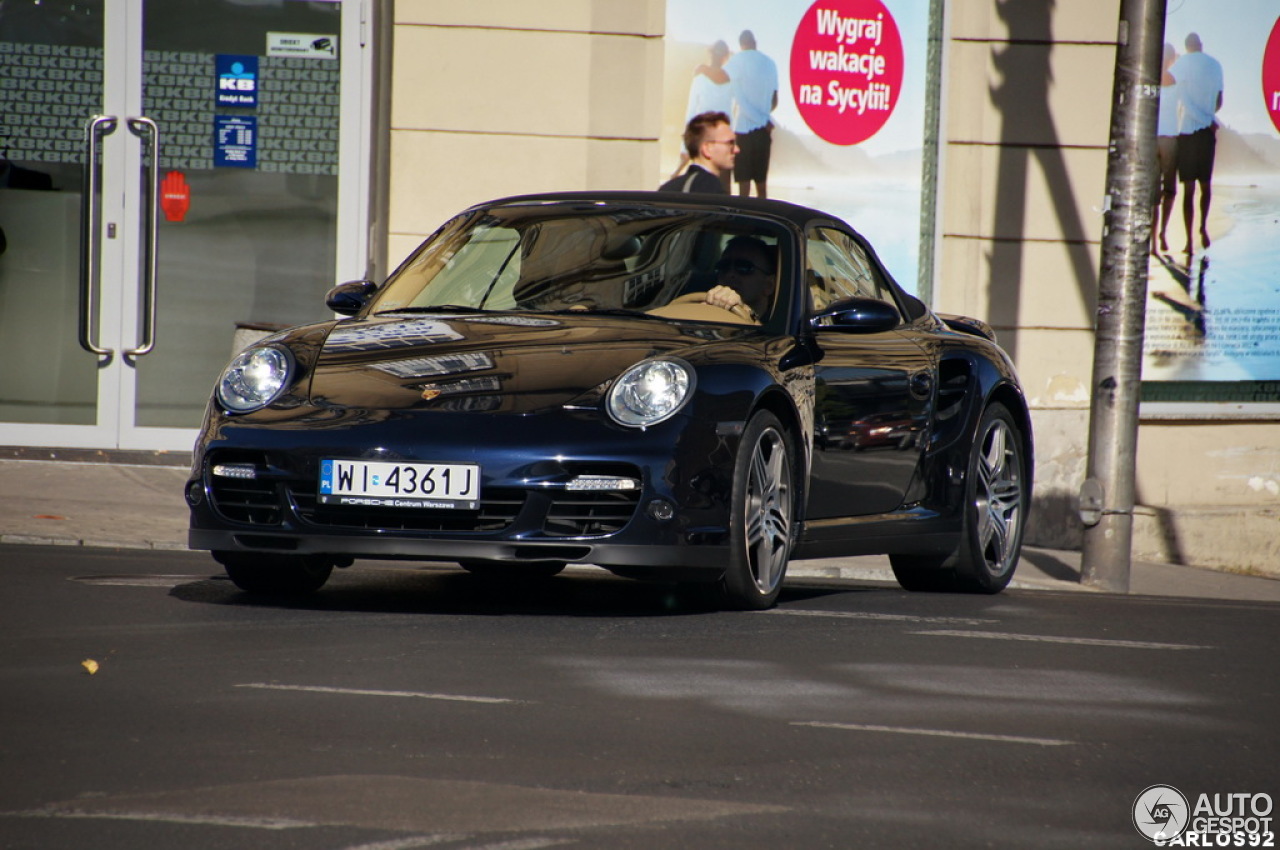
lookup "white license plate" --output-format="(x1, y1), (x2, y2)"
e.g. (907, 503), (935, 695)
(318, 459), (480, 509)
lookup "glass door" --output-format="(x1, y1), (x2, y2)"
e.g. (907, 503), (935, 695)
(0, 0), (371, 452)
(0, 0), (105, 437)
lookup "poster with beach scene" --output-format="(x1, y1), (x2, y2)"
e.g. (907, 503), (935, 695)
(661, 0), (934, 296)
(1142, 0), (1280, 412)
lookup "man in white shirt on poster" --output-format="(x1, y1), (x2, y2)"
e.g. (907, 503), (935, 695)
(697, 30), (778, 199)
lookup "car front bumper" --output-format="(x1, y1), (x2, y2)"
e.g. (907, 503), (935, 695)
(186, 408), (737, 578)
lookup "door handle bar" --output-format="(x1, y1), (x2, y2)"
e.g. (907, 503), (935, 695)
(79, 114), (117, 358)
(125, 116), (160, 357)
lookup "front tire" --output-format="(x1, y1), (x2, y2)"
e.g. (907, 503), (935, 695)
(215, 552), (334, 595)
(891, 402), (1027, 593)
(717, 411), (796, 610)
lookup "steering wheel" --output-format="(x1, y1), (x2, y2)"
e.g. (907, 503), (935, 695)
(667, 291), (757, 323)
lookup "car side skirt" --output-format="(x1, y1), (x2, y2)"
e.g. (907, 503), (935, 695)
(793, 508), (962, 560)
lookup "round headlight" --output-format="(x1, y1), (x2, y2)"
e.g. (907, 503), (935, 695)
(217, 346), (293, 413)
(607, 358), (694, 428)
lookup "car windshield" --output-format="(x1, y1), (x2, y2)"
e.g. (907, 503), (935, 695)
(371, 204), (789, 327)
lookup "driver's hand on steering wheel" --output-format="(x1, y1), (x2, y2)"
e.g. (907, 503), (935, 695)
(705, 285), (744, 311)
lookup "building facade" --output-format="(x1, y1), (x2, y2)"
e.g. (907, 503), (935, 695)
(2, 0), (1275, 574)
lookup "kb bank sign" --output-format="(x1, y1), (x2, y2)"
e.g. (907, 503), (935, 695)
(215, 54), (258, 108)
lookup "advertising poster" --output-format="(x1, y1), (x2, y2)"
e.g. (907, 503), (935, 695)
(1142, 0), (1280, 412)
(662, 0), (936, 295)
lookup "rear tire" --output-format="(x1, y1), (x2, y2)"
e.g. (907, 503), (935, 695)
(717, 411), (796, 610)
(215, 552), (334, 595)
(890, 402), (1027, 594)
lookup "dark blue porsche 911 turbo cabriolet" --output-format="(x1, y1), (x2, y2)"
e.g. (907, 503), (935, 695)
(186, 191), (1031, 609)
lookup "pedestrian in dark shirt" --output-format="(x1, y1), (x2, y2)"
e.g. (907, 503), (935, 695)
(659, 111), (736, 194)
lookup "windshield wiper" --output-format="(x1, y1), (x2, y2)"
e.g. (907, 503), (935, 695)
(555, 307), (658, 319)
(374, 304), (490, 315)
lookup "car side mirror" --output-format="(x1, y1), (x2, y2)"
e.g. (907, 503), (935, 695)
(326, 279), (380, 316)
(810, 297), (901, 333)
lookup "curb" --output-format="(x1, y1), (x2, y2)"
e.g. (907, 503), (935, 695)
(1, 533), (189, 551)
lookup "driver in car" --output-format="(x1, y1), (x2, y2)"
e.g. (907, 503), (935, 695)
(702, 235), (777, 322)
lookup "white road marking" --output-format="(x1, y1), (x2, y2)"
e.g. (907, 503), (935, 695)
(910, 630), (1211, 650)
(70, 574), (207, 588)
(792, 721), (1074, 747)
(7, 812), (569, 849)
(235, 683), (519, 704)
(347, 838), (573, 850)
(761, 609), (997, 626)
(3, 809), (310, 829)
(341, 836), (467, 850)
(456, 839), (574, 850)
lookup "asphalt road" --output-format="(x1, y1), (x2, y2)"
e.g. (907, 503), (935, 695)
(2, 543), (1278, 850)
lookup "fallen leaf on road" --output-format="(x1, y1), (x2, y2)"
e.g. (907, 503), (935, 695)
(82, 659), (99, 675)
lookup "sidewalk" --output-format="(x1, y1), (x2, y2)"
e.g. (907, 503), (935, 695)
(3, 458), (1279, 603)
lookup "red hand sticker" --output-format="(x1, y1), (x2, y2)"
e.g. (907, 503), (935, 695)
(160, 170), (190, 223)
(790, 0), (904, 146)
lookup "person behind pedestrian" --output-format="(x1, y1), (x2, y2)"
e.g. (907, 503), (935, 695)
(696, 29), (778, 198)
(1153, 43), (1179, 255)
(670, 41), (734, 192)
(659, 111), (736, 194)
(1170, 32), (1223, 255)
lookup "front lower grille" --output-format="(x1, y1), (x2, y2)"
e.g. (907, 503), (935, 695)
(291, 486), (525, 533)
(208, 476), (283, 525)
(543, 490), (641, 536)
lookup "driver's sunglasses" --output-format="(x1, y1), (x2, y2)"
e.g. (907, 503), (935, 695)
(715, 258), (765, 275)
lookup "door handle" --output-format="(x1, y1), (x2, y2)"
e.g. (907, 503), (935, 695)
(125, 116), (160, 357)
(79, 114), (117, 358)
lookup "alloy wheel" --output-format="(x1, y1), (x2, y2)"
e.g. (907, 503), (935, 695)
(974, 415), (1023, 578)
(744, 425), (793, 595)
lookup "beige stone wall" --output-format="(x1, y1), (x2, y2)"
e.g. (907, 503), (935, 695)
(385, 0), (1280, 575)
(388, 0), (665, 266)
(1132, 422), (1280, 573)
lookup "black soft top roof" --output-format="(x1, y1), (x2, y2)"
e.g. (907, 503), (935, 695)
(475, 190), (849, 231)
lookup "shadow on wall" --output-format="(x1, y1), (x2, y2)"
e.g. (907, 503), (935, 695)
(1025, 489), (1083, 551)
(987, 0), (1100, 363)
(988, 0), (1108, 557)
(1026, 486), (1191, 566)
(1134, 484), (1188, 565)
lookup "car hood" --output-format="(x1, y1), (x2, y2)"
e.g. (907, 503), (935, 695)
(305, 312), (758, 414)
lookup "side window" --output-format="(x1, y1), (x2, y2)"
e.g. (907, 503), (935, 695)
(805, 227), (898, 318)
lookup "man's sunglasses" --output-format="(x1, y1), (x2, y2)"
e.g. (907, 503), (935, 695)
(715, 258), (767, 275)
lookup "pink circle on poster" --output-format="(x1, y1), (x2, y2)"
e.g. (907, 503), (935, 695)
(1264, 17), (1280, 134)
(789, 0), (903, 146)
